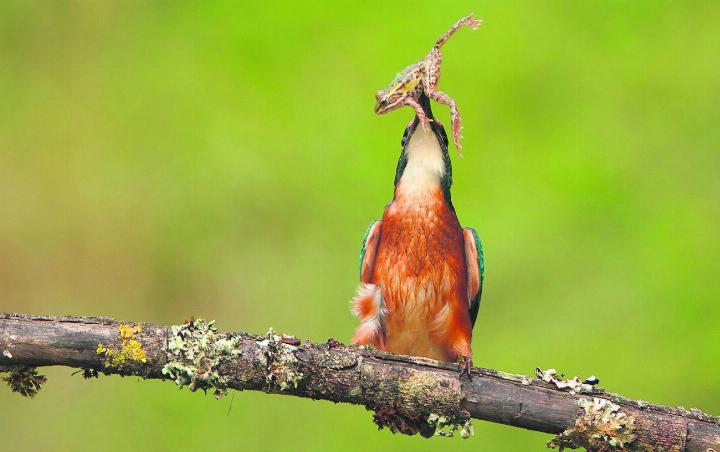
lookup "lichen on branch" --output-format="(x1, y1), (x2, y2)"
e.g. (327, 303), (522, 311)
(161, 319), (241, 398)
(548, 397), (636, 450)
(256, 328), (304, 392)
(1, 313), (718, 451)
(369, 366), (472, 439)
(2, 365), (47, 397)
(96, 324), (147, 368)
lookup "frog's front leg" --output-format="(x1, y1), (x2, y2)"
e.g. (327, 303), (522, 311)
(428, 89), (462, 152)
(405, 96), (430, 131)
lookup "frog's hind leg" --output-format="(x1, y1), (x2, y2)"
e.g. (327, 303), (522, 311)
(434, 15), (483, 50)
(406, 97), (430, 131)
(428, 90), (462, 153)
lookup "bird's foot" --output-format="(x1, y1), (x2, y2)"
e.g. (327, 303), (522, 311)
(326, 338), (342, 349)
(459, 356), (473, 381)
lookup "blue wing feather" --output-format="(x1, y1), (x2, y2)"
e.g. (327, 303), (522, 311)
(359, 221), (381, 281)
(466, 227), (484, 329)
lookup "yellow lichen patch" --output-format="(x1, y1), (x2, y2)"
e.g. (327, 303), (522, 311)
(118, 324), (141, 341)
(97, 324), (148, 368)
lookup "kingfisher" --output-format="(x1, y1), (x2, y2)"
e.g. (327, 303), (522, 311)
(351, 92), (484, 376)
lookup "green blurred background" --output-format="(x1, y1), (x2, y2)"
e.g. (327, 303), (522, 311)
(1, 1), (718, 450)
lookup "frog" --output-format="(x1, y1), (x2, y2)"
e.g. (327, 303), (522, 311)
(374, 14), (482, 153)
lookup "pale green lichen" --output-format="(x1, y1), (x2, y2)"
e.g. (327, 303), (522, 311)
(2, 365), (47, 397)
(548, 397), (636, 450)
(372, 368), (471, 439)
(162, 319), (241, 399)
(349, 385), (362, 398)
(256, 328), (303, 392)
(536, 367), (597, 394)
(428, 413), (474, 438)
(398, 369), (462, 412)
(96, 324), (147, 368)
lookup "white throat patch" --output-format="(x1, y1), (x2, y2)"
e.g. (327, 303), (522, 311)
(397, 124), (445, 197)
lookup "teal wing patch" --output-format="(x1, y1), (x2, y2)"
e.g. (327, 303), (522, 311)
(465, 227), (484, 329)
(469, 227), (485, 281)
(359, 221), (382, 283)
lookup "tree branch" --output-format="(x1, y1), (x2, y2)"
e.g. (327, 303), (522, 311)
(1, 313), (718, 450)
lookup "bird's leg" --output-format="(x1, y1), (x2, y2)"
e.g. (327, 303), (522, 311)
(459, 356), (473, 380)
(428, 89), (463, 153)
(405, 96), (430, 131)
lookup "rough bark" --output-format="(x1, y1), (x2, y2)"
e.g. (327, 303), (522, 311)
(1, 313), (718, 450)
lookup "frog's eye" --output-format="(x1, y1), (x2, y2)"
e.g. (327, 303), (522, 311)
(375, 90), (384, 100)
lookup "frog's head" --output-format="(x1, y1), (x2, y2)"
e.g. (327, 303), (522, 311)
(374, 88), (407, 115)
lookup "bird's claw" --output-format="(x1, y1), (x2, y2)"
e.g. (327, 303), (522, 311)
(326, 338), (342, 349)
(459, 356), (473, 381)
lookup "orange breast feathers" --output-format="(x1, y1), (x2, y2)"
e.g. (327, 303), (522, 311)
(351, 192), (476, 362)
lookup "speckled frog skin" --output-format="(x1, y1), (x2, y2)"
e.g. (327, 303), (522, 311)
(374, 14), (482, 153)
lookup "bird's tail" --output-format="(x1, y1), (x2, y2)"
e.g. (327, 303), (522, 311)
(350, 283), (387, 348)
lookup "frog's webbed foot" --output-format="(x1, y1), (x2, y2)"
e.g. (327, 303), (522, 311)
(434, 14), (483, 50)
(406, 97), (431, 131)
(428, 89), (462, 153)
